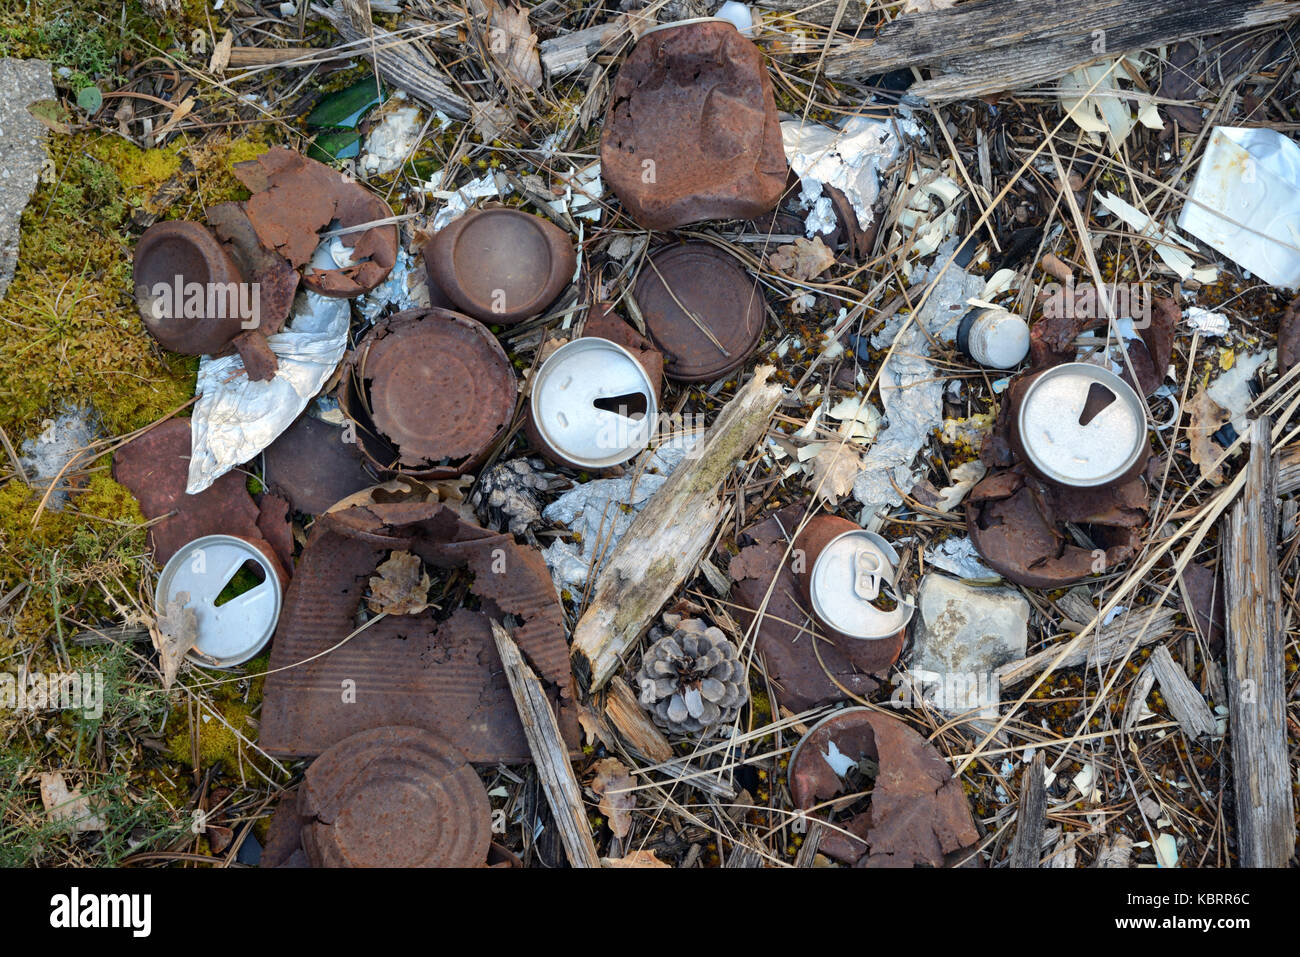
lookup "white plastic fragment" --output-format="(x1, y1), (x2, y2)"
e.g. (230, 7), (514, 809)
(427, 172), (511, 230)
(361, 105), (426, 176)
(821, 740), (857, 777)
(1154, 832), (1179, 868)
(714, 1), (754, 34)
(1178, 126), (1300, 289)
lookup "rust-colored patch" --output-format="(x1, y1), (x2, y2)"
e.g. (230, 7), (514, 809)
(789, 708), (980, 868)
(600, 20), (786, 229)
(206, 201), (298, 338)
(111, 418), (268, 564)
(1280, 292), (1300, 374)
(339, 308), (517, 479)
(255, 491), (295, 576)
(262, 413), (376, 516)
(966, 464), (1145, 589)
(726, 505), (897, 712)
(258, 500), (579, 763)
(583, 302), (664, 399)
(233, 147), (397, 297)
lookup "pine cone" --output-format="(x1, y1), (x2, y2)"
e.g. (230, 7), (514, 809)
(469, 458), (553, 540)
(636, 618), (746, 734)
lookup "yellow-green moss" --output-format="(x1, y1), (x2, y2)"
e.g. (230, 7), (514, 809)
(164, 696), (267, 777)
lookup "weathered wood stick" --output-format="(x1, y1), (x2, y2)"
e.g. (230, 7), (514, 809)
(1009, 752), (1047, 868)
(491, 621), (601, 868)
(996, 606), (1179, 687)
(1147, 644), (1216, 739)
(1222, 418), (1294, 868)
(571, 365), (783, 691)
(822, 0), (1297, 102)
(604, 675), (673, 763)
(315, 1), (471, 118)
(539, 12), (655, 77)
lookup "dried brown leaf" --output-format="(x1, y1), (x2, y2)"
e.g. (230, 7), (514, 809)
(150, 591), (197, 692)
(472, 0), (542, 91)
(602, 849), (669, 868)
(39, 772), (106, 833)
(366, 550), (431, 616)
(591, 757), (636, 839)
(1186, 388), (1230, 485)
(769, 236), (836, 282)
(808, 443), (862, 504)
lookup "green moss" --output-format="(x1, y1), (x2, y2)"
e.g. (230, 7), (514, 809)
(165, 698), (264, 777)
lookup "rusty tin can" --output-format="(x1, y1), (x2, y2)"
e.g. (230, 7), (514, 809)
(339, 308), (517, 480)
(1011, 362), (1148, 489)
(298, 725), (491, 868)
(793, 514), (913, 644)
(424, 207), (576, 324)
(632, 243), (765, 382)
(133, 220), (249, 355)
(528, 337), (658, 470)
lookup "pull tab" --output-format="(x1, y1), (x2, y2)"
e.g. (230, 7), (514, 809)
(851, 548), (883, 602)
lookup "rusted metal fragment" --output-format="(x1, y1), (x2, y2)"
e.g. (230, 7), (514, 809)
(111, 418), (266, 564)
(601, 20), (786, 229)
(206, 201), (297, 337)
(966, 465), (1145, 589)
(298, 726), (491, 868)
(424, 207), (576, 323)
(725, 505), (894, 712)
(632, 243), (765, 382)
(340, 308), (516, 478)
(259, 501), (579, 763)
(262, 413), (377, 516)
(233, 147), (397, 297)
(789, 708), (980, 868)
(261, 791), (309, 868)
(256, 492), (295, 576)
(584, 302), (664, 399)
(230, 328), (278, 382)
(1280, 292), (1300, 374)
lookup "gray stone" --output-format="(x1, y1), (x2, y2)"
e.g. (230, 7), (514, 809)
(0, 58), (55, 302)
(906, 572), (1028, 717)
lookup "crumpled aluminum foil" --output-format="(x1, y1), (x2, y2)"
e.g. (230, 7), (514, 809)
(780, 113), (918, 237)
(186, 289), (349, 493)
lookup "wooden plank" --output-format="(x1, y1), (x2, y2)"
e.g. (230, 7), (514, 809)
(603, 675), (674, 763)
(1009, 752), (1047, 868)
(571, 365), (783, 691)
(822, 0), (1297, 102)
(491, 621), (601, 868)
(996, 606), (1178, 687)
(1147, 644), (1216, 738)
(538, 12), (654, 77)
(1221, 418), (1294, 868)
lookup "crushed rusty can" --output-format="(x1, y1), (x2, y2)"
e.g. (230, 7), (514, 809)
(1011, 361), (1148, 489)
(527, 337), (658, 470)
(793, 514), (913, 645)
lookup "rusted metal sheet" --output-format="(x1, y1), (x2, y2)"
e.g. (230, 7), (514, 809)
(601, 20), (786, 229)
(259, 501), (579, 763)
(424, 207), (576, 323)
(112, 418), (272, 566)
(789, 708), (980, 867)
(262, 413), (376, 516)
(339, 308), (517, 479)
(584, 302), (664, 399)
(726, 505), (900, 712)
(232, 147), (397, 298)
(632, 243), (765, 382)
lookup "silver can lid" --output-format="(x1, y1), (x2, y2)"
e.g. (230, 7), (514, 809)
(1016, 362), (1146, 487)
(154, 535), (282, 669)
(809, 530), (913, 640)
(531, 337), (657, 469)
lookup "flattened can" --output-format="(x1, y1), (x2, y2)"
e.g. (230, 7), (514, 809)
(1011, 361), (1148, 489)
(793, 515), (913, 649)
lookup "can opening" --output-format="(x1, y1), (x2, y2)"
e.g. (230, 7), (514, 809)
(592, 391), (649, 419)
(1079, 381), (1117, 427)
(214, 559), (268, 607)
